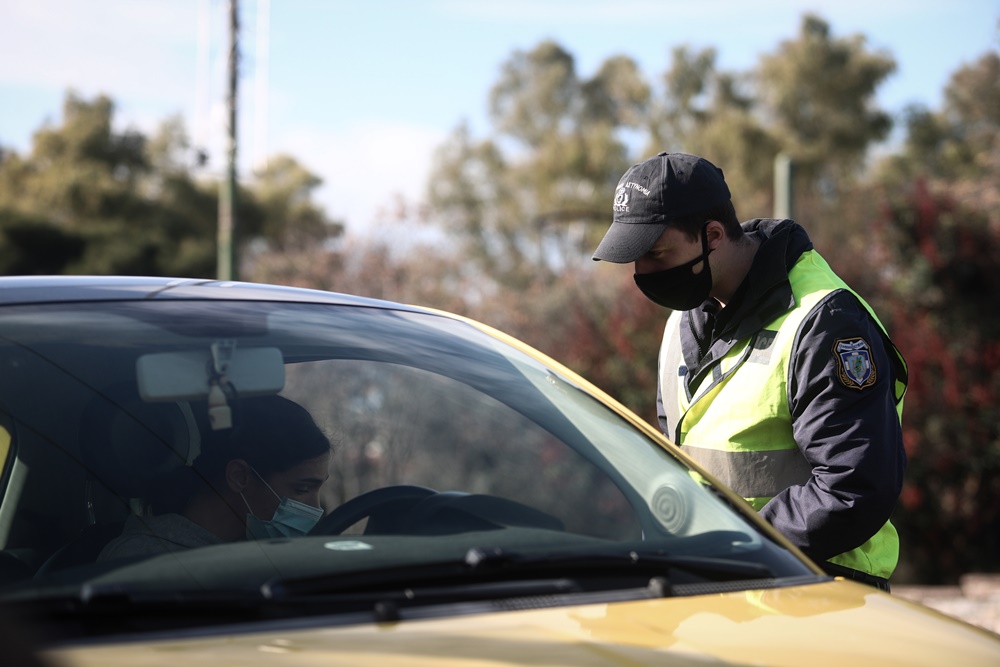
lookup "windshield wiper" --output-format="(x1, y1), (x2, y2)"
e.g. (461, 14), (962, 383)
(263, 546), (775, 601)
(463, 547), (775, 585)
(7, 550), (782, 639)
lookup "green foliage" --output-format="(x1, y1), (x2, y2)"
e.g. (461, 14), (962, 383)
(490, 40), (579, 148)
(250, 154), (343, 249)
(0, 209), (84, 275)
(650, 46), (777, 215)
(429, 41), (645, 288)
(879, 52), (1000, 188)
(642, 14), (896, 218)
(648, 45), (759, 158)
(0, 91), (342, 278)
(757, 15), (896, 183)
(428, 14), (900, 292)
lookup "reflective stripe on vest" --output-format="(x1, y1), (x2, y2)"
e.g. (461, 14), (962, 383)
(657, 250), (906, 579)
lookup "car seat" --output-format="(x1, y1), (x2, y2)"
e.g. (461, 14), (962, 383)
(35, 385), (197, 576)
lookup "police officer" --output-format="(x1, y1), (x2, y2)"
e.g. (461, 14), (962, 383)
(593, 152), (907, 590)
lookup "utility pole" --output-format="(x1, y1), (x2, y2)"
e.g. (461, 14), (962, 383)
(217, 0), (239, 281)
(773, 152), (794, 220)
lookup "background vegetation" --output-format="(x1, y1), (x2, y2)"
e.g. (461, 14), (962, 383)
(1, 14), (997, 584)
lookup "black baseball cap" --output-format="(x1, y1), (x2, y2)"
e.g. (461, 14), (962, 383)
(592, 152), (731, 263)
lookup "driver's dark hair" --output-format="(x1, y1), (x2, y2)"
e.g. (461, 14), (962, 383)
(193, 394), (332, 485)
(669, 200), (742, 241)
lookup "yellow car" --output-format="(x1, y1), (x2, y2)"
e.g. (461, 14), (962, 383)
(0, 276), (996, 666)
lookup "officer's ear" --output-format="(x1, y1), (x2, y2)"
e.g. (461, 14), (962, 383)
(704, 219), (726, 249)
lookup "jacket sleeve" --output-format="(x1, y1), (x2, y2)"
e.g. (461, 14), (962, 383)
(758, 290), (906, 562)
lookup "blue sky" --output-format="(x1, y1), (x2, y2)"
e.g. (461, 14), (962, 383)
(1, 0), (997, 233)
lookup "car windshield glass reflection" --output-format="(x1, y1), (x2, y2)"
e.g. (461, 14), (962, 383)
(0, 299), (810, 623)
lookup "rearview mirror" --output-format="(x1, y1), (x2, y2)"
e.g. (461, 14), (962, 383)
(137, 347), (285, 402)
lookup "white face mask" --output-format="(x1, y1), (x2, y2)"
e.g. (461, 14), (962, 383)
(241, 468), (323, 539)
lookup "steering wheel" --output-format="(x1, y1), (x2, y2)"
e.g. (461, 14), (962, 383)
(309, 485), (438, 535)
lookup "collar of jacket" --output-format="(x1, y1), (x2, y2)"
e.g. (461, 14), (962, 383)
(679, 219), (813, 385)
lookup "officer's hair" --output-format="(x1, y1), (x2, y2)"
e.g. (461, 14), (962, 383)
(670, 200), (742, 241)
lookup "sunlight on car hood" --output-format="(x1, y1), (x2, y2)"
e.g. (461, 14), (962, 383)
(48, 581), (1000, 667)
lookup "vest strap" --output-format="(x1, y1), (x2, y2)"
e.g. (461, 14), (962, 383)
(659, 312), (684, 441)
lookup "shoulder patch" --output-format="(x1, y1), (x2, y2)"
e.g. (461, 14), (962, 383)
(833, 337), (877, 389)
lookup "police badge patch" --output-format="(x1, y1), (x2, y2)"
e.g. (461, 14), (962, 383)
(834, 337), (877, 389)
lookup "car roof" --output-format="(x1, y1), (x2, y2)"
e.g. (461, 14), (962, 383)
(0, 275), (429, 314)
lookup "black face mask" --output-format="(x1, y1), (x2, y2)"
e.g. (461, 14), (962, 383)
(633, 225), (714, 311)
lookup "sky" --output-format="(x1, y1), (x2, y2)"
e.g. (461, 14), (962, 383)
(1, 0), (997, 234)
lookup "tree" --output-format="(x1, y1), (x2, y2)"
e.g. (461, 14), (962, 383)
(428, 41), (649, 288)
(0, 92), (342, 278)
(880, 51), (1000, 205)
(647, 45), (719, 150)
(756, 14), (896, 191)
(0, 93), (209, 276)
(249, 154), (344, 250)
(0, 93), (147, 228)
(647, 46), (777, 215)
(641, 16), (896, 220)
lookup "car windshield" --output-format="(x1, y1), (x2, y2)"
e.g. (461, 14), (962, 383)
(0, 296), (814, 636)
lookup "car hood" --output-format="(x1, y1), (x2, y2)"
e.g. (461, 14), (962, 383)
(46, 581), (1000, 666)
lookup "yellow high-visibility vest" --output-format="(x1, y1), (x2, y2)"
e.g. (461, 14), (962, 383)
(659, 250), (907, 578)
